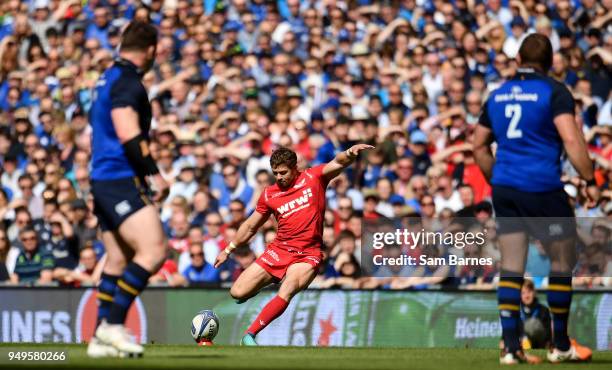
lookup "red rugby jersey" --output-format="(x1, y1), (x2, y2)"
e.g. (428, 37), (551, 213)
(255, 164), (329, 251)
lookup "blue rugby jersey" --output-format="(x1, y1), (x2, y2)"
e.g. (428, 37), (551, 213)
(90, 58), (152, 181)
(478, 68), (575, 192)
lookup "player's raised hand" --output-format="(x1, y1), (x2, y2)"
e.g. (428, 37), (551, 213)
(214, 252), (229, 269)
(148, 173), (170, 203)
(346, 144), (375, 158)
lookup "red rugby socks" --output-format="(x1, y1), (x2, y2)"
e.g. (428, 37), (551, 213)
(246, 295), (289, 336)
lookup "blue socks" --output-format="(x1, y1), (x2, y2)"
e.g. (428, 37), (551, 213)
(547, 274), (572, 351)
(108, 263), (151, 325)
(97, 273), (119, 326)
(498, 270), (523, 352)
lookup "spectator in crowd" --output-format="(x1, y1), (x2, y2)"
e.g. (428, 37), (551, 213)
(519, 280), (552, 349)
(11, 225), (53, 284)
(200, 212), (224, 269)
(53, 245), (99, 287)
(44, 210), (78, 274)
(69, 198), (96, 250)
(150, 250), (187, 287)
(167, 210), (191, 255)
(8, 206), (32, 243)
(182, 243), (220, 284)
(227, 245), (256, 282)
(434, 175), (464, 213)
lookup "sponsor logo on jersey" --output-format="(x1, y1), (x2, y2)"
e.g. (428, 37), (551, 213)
(115, 200), (132, 216)
(276, 188), (313, 218)
(494, 87), (539, 103)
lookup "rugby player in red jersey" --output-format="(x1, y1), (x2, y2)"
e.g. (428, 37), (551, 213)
(214, 145), (373, 345)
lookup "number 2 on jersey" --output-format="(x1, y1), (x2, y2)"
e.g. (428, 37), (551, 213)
(505, 104), (522, 139)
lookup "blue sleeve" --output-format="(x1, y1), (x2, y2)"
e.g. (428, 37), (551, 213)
(110, 76), (146, 110)
(550, 81), (575, 118)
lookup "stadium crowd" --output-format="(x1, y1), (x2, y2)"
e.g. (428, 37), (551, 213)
(0, 0), (610, 289)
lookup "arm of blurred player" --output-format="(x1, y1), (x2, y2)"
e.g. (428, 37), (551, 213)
(214, 210), (270, 268)
(554, 113), (600, 203)
(473, 124), (495, 182)
(322, 143), (375, 183)
(111, 107), (169, 202)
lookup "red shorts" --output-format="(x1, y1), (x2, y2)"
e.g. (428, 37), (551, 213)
(255, 246), (322, 280)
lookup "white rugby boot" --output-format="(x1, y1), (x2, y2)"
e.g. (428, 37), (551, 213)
(87, 335), (119, 358)
(95, 321), (144, 358)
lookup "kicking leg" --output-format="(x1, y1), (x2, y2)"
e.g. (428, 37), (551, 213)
(230, 262), (275, 303)
(244, 263), (316, 344)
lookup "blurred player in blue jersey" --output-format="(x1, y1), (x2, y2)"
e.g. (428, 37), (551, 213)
(86, 21), (169, 358)
(473, 34), (599, 365)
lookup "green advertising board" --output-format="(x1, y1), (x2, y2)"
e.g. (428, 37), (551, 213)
(163, 290), (612, 350)
(0, 288), (611, 350)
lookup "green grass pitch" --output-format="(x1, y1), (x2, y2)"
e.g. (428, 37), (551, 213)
(1, 344), (610, 370)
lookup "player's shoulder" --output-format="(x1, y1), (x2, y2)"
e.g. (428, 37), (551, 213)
(108, 63), (146, 99)
(97, 63), (121, 86)
(304, 164), (326, 179)
(540, 74), (572, 97)
(262, 183), (281, 201)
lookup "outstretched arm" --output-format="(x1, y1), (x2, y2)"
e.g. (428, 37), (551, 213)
(322, 144), (375, 183)
(214, 210), (270, 268)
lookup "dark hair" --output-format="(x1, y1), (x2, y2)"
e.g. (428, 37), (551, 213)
(336, 230), (356, 243)
(233, 245), (254, 257)
(518, 34), (553, 72)
(230, 199), (245, 208)
(14, 206), (30, 217)
(18, 174), (33, 184)
(120, 21), (158, 52)
(522, 279), (535, 291)
(19, 225), (36, 236)
(270, 147), (297, 169)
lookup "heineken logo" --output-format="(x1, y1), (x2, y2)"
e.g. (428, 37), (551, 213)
(454, 317), (501, 339)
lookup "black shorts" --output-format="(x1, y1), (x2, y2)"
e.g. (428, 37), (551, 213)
(91, 177), (151, 232)
(491, 185), (576, 243)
